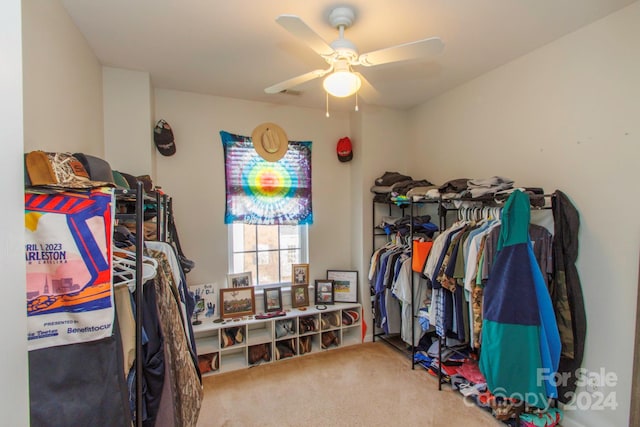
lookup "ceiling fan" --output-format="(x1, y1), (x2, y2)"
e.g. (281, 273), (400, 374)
(264, 6), (444, 99)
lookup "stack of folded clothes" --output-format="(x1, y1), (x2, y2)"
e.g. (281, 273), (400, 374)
(370, 171), (438, 204)
(377, 214), (438, 238)
(371, 171), (414, 203)
(371, 172), (547, 207)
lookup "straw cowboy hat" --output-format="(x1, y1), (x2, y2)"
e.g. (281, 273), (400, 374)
(251, 122), (288, 162)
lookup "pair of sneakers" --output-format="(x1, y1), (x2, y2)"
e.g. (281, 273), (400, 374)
(458, 381), (487, 397)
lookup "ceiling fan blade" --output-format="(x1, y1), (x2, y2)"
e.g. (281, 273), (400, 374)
(264, 68), (331, 94)
(358, 37), (444, 67)
(276, 15), (335, 57)
(354, 72), (380, 102)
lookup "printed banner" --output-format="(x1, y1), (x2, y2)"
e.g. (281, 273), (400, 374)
(220, 130), (313, 225)
(25, 188), (115, 351)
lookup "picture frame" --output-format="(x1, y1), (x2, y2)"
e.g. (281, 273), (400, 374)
(227, 271), (253, 288)
(314, 280), (335, 305)
(291, 284), (310, 308)
(220, 286), (256, 318)
(292, 263), (310, 285)
(326, 270), (359, 303)
(263, 287), (283, 312)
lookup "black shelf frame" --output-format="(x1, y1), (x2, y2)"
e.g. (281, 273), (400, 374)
(370, 197), (444, 368)
(114, 185), (172, 427)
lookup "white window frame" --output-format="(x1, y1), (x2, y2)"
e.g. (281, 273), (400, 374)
(227, 223), (309, 291)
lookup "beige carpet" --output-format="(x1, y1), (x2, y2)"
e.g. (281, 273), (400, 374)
(197, 342), (503, 427)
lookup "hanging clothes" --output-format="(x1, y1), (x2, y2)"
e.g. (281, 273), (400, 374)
(551, 190), (587, 403)
(479, 190), (561, 407)
(370, 243), (405, 334)
(392, 257), (429, 346)
(147, 249), (203, 427)
(29, 318), (132, 427)
(422, 221), (468, 337)
(146, 240), (198, 356)
(127, 279), (166, 427)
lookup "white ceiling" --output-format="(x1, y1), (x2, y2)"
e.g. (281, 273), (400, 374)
(61, 0), (635, 111)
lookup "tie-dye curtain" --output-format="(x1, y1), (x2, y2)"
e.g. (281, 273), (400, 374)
(220, 130), (313, 225)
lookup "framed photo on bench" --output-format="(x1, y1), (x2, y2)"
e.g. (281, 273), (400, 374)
(314, 280), (334, 305)
(291, 284), (309, 308)
(227, 271), (252, 288)
(263, 287), (283, 312)
(327, 270), (358, 303)
(220, 286), (255, 318)
(292, 263), (309, 285)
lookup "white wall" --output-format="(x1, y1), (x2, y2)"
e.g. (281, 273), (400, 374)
(153, 89), (352, 292)
(2, 0), (29, 425)
(22, 0), (103, 156)
(103, 67), (156, 177)
(408, 3), (640, 426)
(350, 107), (412, 336)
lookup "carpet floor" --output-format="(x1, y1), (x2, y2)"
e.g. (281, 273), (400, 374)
(196, 342), (503, 426)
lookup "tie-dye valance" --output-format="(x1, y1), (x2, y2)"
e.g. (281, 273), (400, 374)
(220, 130), (313, 225)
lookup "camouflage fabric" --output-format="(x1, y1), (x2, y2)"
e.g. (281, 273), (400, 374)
(471, 284), (484, 349)
(471, 234), (488, 348)
(437, 226), (469, 292)
(150, 250), (203, 427)
(552, 270), (574, 358)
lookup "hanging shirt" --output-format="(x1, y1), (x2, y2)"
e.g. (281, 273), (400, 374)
(392, 258), (428, 346)
(479, 190), (561, 406)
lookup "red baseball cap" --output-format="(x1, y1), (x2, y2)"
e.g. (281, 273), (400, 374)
(337, 137), (353, 162)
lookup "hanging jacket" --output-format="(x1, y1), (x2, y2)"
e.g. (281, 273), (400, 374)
(551, 190), (587, 403)
(479, 190), (561, 407)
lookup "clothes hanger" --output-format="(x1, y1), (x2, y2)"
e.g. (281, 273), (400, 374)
(114, 246), (158, 270)
(113, 247), (157, 291)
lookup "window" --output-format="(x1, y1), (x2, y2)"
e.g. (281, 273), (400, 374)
(228, 223), (308, 288)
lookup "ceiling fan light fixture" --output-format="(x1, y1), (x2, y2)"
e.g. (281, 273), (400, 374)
(323, 69), (361, 98)
(268, 7), (444, 104)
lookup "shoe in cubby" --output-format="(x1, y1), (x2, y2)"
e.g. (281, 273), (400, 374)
(197, 352), (219, 374)
(298, 336), (313, 354)
(299, 315), (318, 333)
(275, 318), (296, 339)
(321, 331), (340, 349)
(275, 338), (297, 360)
(321, 311), (341, 330)
(342, 309), (360, 326)
(248, 343), (271, 366)
(220, 326), (245, 348)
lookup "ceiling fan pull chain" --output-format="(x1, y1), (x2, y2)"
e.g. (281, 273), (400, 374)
(355, 91), (359, 112)
(326, 92), (330, 118)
